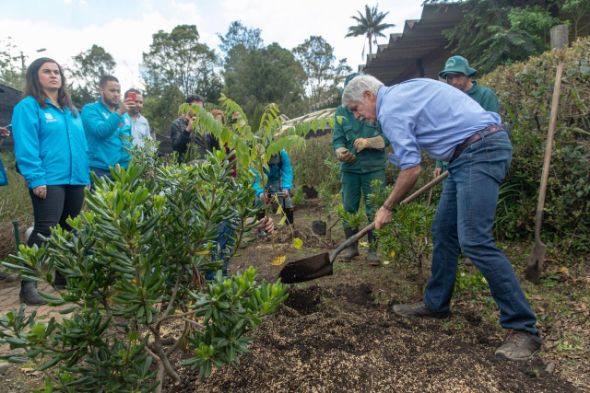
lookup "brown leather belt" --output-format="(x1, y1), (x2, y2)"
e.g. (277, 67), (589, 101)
(450, 124), (505, 162)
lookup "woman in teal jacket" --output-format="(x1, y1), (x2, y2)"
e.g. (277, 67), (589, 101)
(12, 57), (90, 305)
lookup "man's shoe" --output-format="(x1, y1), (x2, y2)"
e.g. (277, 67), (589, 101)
(391, 302), (449, 319)
(495, 330), (542, 361)
(19, 280), (46, 306)
(367, 249), (380, 266)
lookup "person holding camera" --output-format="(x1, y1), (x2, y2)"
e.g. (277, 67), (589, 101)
(253, 149), (295, 225)
(12, 57), (90, 304)
(124, 89), (152, 149)
(82, 75), (134, 180)
(170, 95), (218, 163)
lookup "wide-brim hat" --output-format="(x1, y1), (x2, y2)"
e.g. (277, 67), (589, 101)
(438, 55), (477, 79)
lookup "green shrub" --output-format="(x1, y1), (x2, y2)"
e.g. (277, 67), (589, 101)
(481, 37), (590, 251)
(1, 154), (287, 392)
(0, 152), (32, 224)
(289, 134), (335, 193)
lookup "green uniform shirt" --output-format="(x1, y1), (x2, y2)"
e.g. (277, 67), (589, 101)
(332, 105), (388, 174)
(466, 81), (499, 112)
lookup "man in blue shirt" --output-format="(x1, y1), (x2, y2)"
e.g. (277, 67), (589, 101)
(341, 75), (541, 361)
(82, 75), (134, 179)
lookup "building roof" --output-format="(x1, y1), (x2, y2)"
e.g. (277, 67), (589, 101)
(361, 3), (463, 84)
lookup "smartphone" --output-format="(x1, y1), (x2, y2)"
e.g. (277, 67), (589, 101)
(127, 91), (137, 101)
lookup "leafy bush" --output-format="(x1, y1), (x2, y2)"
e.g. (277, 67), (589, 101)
(0, 152), (32, 224)
(481, 36), (590, 251)
(1, 154), (287, 392)
(370, 181), (435, 288)
(289, 134), (335, 194)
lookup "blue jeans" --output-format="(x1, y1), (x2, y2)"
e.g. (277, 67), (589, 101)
(424, 131), (538, 335)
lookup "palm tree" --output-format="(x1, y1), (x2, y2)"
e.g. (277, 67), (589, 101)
(346, 4), (395, 58)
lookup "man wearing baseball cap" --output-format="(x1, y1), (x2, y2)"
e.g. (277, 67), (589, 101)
(434, 56), (500, 177)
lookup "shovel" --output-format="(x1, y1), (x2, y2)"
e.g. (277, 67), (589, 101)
(279, 171), (449, 283)
(524, 61), (564, 282)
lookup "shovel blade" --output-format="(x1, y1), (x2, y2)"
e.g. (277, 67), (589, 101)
(279, 253), (333, 283)
(524, 241), (546, 282)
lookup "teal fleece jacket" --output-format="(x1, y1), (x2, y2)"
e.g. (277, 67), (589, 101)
(12, 96), (90, 188)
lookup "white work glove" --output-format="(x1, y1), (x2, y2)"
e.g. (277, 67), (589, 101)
(335, 147), (356, 163)
(353, 136), (385, 152)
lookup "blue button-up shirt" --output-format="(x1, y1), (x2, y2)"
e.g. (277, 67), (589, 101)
(376, 78), (501, 170)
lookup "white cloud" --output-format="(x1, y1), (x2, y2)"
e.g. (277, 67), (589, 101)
(0, 1), (423, 91)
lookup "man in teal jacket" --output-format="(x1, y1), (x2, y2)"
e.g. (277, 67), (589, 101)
(333, 73), (389, 265)
(434, 55), (500, 176)
(82, 75), (135, 180)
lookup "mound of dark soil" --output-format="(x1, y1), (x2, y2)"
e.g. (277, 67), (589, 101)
(172, 284), (577, 393)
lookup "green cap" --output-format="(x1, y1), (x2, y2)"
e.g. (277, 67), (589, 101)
(438, 55), (477, 79)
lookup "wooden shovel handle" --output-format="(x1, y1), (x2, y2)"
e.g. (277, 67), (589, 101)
(534, 62), (564, 242)
(330, 171), (449, 260)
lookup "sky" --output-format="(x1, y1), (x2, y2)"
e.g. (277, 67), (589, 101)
(0, 0), (425, 90)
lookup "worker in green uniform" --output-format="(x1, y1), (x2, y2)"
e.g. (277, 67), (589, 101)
(332, 73), (389, 265)
(435, 55), (500, 176)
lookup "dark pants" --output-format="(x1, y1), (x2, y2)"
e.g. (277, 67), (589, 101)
(341, 169), (385, 227)
(27, 185), (85, 247)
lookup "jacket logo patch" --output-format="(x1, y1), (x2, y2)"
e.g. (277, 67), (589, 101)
(44, 112), (57, 122)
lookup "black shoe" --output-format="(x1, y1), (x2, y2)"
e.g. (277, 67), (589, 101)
(19, 280), (46, 306)
(495, 330), (542, 361)
(340, 227), (359, 261)
(391, 302), (449, 319)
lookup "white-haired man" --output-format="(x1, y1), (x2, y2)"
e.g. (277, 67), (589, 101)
(341, 75), (540, 361)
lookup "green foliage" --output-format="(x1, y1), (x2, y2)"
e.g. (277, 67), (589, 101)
(430, 0), (556, 73)
(0, 153), (287, 391)
(480, 37), (590, 251)
(289, 135), (338, 194)
(372, 181), (435, 271)
(455, 269), (488, 296)
(223, 42), (306, 124)
(0, 152), (32, 224)
(562, 0), (590, 38)
(142, 85), (185, 137)
(0, 36), (25, 89)
(292, 36), (351, 112)
(345, 4), (395, 57)
(182, 268), (287, 379)
(142, 24), (222, 100)
(68, 44), (116, 108)
(179, 94), (305, 189)
(218, 21), (264, 57)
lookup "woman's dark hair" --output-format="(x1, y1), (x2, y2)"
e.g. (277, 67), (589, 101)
(24, 57), (75, 114)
